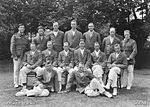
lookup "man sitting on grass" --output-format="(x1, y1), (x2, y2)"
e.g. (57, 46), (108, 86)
(61, 63), (113, 98)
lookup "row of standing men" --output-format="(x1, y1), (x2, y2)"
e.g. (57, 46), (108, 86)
(10, 20), (137, 97)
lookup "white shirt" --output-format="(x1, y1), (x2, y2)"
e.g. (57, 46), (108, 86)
(40, 36), (43, 41)
(48, 51), (51, 55)
(72, 30), (75, 36)
(31, 51), (35, 56)
(64, 50), (69, 56)
(80, 49), (85, 56)
(115, 52), (120, 58)
(95, 50), (100, 57)
(88, 30), (94, 38)
(109, 36), (114, 44)
(53, 31), (58, 37)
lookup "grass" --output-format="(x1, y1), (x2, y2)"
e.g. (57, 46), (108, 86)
(0, 60), (150, 107)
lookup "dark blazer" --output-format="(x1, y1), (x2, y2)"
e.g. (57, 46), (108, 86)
(121, 38), (137, 65)
(10, 32), (30, 59)
(64, 30), (83, 50)
(102, 36), (121, 58)
(58, 50), (74, 67)
(91, 51), (107, 68)
(74, 48), (91, 67)
(50, 30), (64, 53)
(83, 31), (101, 52)
(32, 35), (49, 51)
(42, 49), (58, 67)
(107, 52), (127, 69)
(66, 69), (95, 93)
(22, 50), (42, 69)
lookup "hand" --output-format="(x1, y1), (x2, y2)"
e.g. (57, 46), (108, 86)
(127, 58), (130, 60)
(27, 65), (32, 69)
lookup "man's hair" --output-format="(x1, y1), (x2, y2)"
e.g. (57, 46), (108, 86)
(124, 30), (130, 34)
(64, 42), (70, 46)
(94, 42), (100, 46)
(38, 26), (44, 30)
(79, 39), (85, 43)
(47, 41), (53, 45)
(110, 27), (116, 31)
(88, 22), (94, 26)
(30, 42), (36, 46)
(71, 20), (77, 24)
(114, 43), (120, 48)
(53, 22), (59, 25)
(18, 23), (24, 28)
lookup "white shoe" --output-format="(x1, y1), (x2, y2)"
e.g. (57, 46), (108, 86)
(112, 88), (117, 96)
(126, 86), (131, 90)
(104, 85), (110, 89)
(15, 89), (29, 96)
(105, 91), (112, 98)
(14, 84), (19, 88)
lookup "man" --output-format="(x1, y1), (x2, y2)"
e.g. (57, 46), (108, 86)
(57, 42), (74, 91)
(102, 27), (121, 58)
(32, 26), (50, 51)
(62, 63), (112, 98)
(50, 22), (64, 53)
(74, 39), (91, 71)
(105, 44), (127, 96)
(10, 24), (30, 88)
(83, 23), (101, 52)
(91, 42), (107, 86)
(64, 20), (83, 51)
(121, 30), (137, 90)
(17, 43), (42, 95)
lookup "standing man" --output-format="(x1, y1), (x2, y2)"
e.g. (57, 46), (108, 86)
(105, 44), (127, 96)
(10, 24), (30, 88)
(32, 26), (49, 51)
(83, 23), (101, 52)
(50, 22), (64, 53)
(64, 20), (83, 51)
(102, 27), (121, 58)
(121, 30), (137, 90)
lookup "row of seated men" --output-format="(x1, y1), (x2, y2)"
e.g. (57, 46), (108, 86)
(16, 39), (127, 98)
(10, 21), (137, 98)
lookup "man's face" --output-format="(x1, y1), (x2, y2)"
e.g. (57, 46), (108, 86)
(88, 23), (94, 31)
(63, 43), (69, 51)
(47, 42), (53, 50)
(38, 29), (44, 36)
(71, 21), (77, 29)
(94, 44), (100, 51)
(30, 44), (36, 51)
(109, 28), (115, 37)
(18, 25), (25, 33)
(53, 23), (59, 31)
(114, 46), (120, 53)
(124, 31), (130, 40)
(78, 63), (84, 71)
(79, 41), (85, 49)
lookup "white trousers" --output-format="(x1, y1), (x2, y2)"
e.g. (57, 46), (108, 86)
(19, 66), (43, 85)
(13, 58), (22, 85)
(84, 78), (105, 97)
(108, 67), (121, 88)
(26, 85), (49, 97)
(122, 65), (134, 88)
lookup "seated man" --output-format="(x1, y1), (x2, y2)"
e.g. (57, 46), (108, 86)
(62, 63), (112, 98)
(57, 42), (74, 91)
(73, 39), (91, 72)
(91, 42), (107, 86)
(16, 43), (42, 95)
(105, 44), (127, 96)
